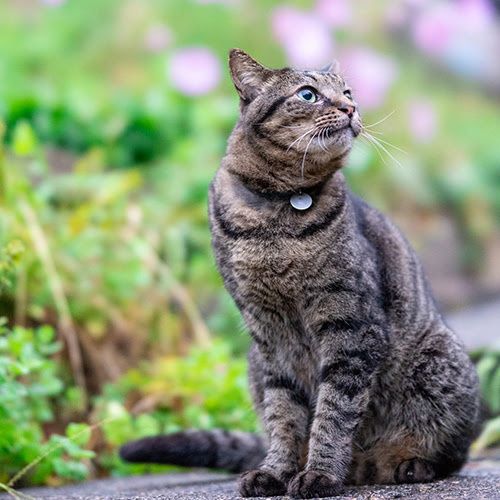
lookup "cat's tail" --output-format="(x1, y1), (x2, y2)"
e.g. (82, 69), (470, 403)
(119, 429), (266, 473)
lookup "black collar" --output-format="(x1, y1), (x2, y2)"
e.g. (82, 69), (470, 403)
(232, 172), (330, 203)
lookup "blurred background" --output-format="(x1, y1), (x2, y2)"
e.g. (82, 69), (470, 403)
(0, 0), (499, 488)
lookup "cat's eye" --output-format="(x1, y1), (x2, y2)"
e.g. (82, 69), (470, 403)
(343, 89), (352, 99)
(297, 87), (318, 103)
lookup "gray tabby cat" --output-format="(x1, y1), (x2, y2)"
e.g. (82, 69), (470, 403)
(120, 49), (482, 498)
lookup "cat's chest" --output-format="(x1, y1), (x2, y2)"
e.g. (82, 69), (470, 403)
(229, 237), (317, 296)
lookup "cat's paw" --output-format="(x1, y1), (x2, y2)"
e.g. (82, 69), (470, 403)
(287, 470), (344, 498)
(395, 458), (436, 484)
(238, 469), (287, 497)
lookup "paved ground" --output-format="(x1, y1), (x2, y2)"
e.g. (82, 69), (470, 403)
(447, 298), (499, 349)
(7, 454), (500, 500)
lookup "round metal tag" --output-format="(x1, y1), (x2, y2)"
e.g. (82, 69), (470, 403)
(290, 193), (313, 210)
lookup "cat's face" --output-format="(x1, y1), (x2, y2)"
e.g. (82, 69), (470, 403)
(229, 49), (362, 164)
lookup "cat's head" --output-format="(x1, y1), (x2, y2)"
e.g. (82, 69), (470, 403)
(229, 49), (362, 171)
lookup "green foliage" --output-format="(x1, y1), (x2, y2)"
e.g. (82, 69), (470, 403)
(476, 348), (500, 416)
(473, 416), (500, 452)
(3, 95), (191, 168)
(0, 241), (24, 292)
(0, 321), (93, 486)
(471, 347), (500, 451)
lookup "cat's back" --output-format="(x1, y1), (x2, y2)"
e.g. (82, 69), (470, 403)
(348, 194), (445, 330)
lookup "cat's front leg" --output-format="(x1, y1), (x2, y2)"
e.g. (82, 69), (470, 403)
(288, 322), (387, 499)
(239, 368), (310, 497)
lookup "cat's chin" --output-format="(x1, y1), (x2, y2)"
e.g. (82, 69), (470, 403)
(311, 128), (354, 160)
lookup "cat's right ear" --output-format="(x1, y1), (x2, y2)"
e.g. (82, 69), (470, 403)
(229, 49), (272, 102)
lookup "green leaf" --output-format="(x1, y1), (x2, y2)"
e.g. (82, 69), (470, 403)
(472, 416), (500, 452)
(66, 422), (92, 447)
(11, 121), (38, 156)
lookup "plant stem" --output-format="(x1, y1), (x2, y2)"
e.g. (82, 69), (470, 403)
(19, 200), (87, 400)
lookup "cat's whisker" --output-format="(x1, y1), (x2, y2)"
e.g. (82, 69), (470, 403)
(287, 127), (316, 153)
(366, 134), (408, 155)
(300, 131), (318, 180)
(322, 128), (331, 152)
(362, 128), (384, 136)
(361, 134), (391, 166)
(362, 125), (407, 153)
(362, 132), (403, 168)
(362, 110), (396, 130)
(322, 130), (329, 152)
(317, 128), (329, 153)
(360, 134), (388, 166)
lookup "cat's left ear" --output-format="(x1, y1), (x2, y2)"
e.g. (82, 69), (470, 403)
(229, 49), (272, 102)
(321, 60), (341, 74)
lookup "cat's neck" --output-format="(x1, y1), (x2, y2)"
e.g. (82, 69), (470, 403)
(223, 124), (346, 195)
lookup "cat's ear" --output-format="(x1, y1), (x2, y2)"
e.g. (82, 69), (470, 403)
(321, 60), (341, 74)
(229, 49), (272, 102)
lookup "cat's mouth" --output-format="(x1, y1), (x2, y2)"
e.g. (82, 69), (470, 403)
(322, 123), (361, 139)
(306, 124), (359, 158)
(323, 126), (342, 138)
(317, 125), (355, 143)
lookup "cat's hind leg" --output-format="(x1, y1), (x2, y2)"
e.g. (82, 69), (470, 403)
(351, 436), (447, 485)
(352, 325), (482, 486)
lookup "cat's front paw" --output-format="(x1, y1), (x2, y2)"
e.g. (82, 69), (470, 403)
(238, 469), (287, 497)
(287, 470), (344, 498)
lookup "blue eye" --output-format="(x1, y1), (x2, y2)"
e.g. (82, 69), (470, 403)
(297, 87), (317, 103)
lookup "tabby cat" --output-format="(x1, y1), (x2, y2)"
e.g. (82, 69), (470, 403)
(120, 49), (482, 498)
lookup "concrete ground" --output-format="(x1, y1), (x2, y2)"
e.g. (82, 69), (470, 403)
(447, 298), (499, 349)
(10, 454), (500, 499)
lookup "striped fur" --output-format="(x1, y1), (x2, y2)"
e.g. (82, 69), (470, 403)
(121, 50), (482, 498)
(120, 430), (265, 472)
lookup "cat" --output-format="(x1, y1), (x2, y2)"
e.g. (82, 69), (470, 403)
(120, 49), (482, 498)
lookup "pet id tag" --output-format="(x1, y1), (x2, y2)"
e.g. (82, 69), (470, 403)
(290, 193), (313, 210)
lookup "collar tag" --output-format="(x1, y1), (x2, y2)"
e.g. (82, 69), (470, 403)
(290, 193), (313, 210)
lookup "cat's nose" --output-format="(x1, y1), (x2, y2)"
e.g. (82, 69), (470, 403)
(338, 105), (356, 119)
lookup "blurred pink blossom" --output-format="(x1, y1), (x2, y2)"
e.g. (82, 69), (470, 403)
(168, 47), (221, 96)
(411, 3), (457, 57)
(412, 0), (495, 57)
(40, 0), (66, 6)
(408, 99), (438, 143)
(144, 24), (172, 52)
(314, 0), (352, 28)
(457, 0), (496, 31)
(272, 7), (334, 69)
(339, 48), (398, 110)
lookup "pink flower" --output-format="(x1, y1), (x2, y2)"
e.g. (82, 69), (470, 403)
(168, 47), (221, 96)
(40, 0), (66, 6)
(271, 7), (334, 69)
(339, 48), (398, 110)
(144, 24), (172, 52)
(314, 0), (352, 28)
(408, 99), (438, 143)
(457, 0), (496, 32)
(412, 3), (458, 57)
(411, 0), (495, 62)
